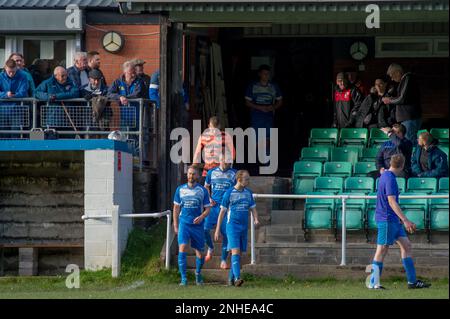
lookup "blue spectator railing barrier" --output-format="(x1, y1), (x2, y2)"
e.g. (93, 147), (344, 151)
(0, 98), (158, 171)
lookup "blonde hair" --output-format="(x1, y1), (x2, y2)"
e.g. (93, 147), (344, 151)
(390, 154), (405, 169)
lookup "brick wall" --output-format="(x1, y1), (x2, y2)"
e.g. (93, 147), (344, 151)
(85, 24), (160, 85)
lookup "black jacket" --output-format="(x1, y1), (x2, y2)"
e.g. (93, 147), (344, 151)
(333, 85), (363, 128)
(355, 92), (390, 128)
(376, 133), (413, 175)
(390, 72), (421, 122)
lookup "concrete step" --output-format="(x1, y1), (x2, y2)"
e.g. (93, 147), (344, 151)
(271, 210), (302, 225)
(186, 255), (251, 269)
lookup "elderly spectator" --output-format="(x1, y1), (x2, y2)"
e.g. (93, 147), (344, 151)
(382, 64), (422, 143)
(355, 78), (393, 129)
(370, 124), (413, 178)
(332, 72), (363, 128)
(8, 53), (35, 96)
(412, 132), (448, 178)
(131, 59), (151, 99)
(67, 52), (89, 89)
(81, 69), (108, 100)
(87, 51), (107, 87)
(108, 61), (144, 105)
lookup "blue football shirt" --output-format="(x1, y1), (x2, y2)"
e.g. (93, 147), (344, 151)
(220, 187), (256, 231)
(173, 183), (211, 225)
(375, 170), (400, 222)
(204, 167), (237, 204)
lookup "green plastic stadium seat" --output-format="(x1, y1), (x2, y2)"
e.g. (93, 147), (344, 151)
(313, 177), (343, 194)
(309, 128), (339, 147)
(430, 197), (449, 231)
(323, 162), (352, 178)
(331, 147), (359, 164)
(438, 146), (449, 159)
(359, 147), (380, 162)
(339, 128), (368, 147)
(304, 192), (335, 230)
(430, 128), (449, 146)
(344, 177), (374, 194)
(293, 161), (323, 194)
(376, 177), (406, 193)
(353, 162), (376, 176)
(300, 147), (330, 163)
(335, 193), (366, 230)
(369, 128), (389, 147)
(406, 177), (437, 194)
(438, 177), (449, 193)
(399, 196), (428, 230)
(366, 192), (377, 230)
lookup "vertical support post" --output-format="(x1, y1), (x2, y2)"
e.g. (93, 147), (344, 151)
(138, 98), (144, 172)
(165, 211), (171, 270)
(250, 213), (256, 265)
(112, 206), (120, 278)
(340, 196), (347, 266)
(32, 99), (37, 130)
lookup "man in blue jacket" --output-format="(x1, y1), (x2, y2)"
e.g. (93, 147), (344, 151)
(67, 52), (89, 90)
(35, 66), (80, 128)
(371, 123), (413, 178)
(9, 53), (36, 97)
(0, 58), (30, 136)
(412, 132), (448, 178)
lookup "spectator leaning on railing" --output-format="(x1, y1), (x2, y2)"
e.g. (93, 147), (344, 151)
(132, 59), (151, 99)
(411, 132), (448, 178)
(8, 52), (36, 97)
(81, 69), (108, 101)
(67, 52), (90, 90)
(107, 60), (144, 105)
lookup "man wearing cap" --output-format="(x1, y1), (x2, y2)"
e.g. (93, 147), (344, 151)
(132, 59), (151, 99)
(332, 72), (363, 128)
(81, 69), (108, 100)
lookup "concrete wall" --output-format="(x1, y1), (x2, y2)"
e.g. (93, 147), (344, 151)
(84, 149), (133, 271)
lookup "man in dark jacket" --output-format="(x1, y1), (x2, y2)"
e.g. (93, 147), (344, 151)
(132, 59), (151, 99)
(81, 69), (108, 100)
(412, 132), (448, 178)
(355, 78), (391, 129)
(67, 52), (89, 90)
(87, 51), (107, 87)
(371, 124), (413, 178)
(332, 72), (363, 128)
(382, 64), (421, 143)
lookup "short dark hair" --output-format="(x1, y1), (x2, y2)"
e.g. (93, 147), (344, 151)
(5, 59), (16, 68)
(392, 123), (406, 135)
(390, 154), (405, 169)
(258, 64), (271, 72)
(209, 116), (220, 129)
(87, 51), (100, 59)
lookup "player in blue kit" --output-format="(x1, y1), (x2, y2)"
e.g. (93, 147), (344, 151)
(204, 157), (237, 269)
(215, 170), (259, 287)
(368, 154), (430, 289)
(173, 166), (211, 286)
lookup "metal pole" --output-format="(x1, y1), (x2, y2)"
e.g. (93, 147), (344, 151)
(340, 196), (347, 266)
(138, 99), (144, 172)
(165, 212), (171, 270)
(32, 99), (37, 129)
(112, 206), (120, 278)
(250, 213), (256, 265)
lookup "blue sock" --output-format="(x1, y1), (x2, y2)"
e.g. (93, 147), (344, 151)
(370, 260), (383, 286)
(402, 257), (417, 284)
(231, 254), (241, 279)
(178, 252), (187, 281)
(205, 230), (214, 250)
(221, 236), (229, 262)
(195, 256), (205, 275)
(228, 267), (234, 282)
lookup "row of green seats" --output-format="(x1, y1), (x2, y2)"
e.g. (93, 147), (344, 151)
(301, 146), (378, 164)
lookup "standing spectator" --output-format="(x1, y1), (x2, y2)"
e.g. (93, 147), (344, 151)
(370, 124), (413, 178)
(245, 64), (283, 148)
(132, 59), (151, 99)
(87, 51), (107, 87)
(81, 69), (108, 100)
(382, 63), (422, 143)
(35, 66), (79, 127)
(8, 53), (35, 96)
(355, 79), (392, 129)
(0, 59), (29, 136)
(332, 72), (363, 128)
(411, 132), (448, 178)
(67, 52), (89, 90)
(29, 59), (49, 87)
(108, 61), (144, 105)
(149, 69), (160, 108)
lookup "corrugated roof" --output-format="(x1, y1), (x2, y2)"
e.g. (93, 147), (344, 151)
(0, 0), (117, 8)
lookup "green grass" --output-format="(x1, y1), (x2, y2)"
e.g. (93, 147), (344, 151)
(0, 221), (448, 299)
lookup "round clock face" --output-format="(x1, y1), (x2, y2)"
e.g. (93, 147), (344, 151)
(102, 31), (124, 53)
(350, 41), (368, 61)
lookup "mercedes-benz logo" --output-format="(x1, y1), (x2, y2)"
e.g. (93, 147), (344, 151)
(102, 31), (124, 53)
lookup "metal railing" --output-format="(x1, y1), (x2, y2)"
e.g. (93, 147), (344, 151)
(252, 193), (449, 266)
(0, 98), (159, 170)
(81, 209), (172, 277)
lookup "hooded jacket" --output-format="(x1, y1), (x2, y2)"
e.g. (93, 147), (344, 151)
(411, 140), (448, 178)
(376, 133), (413, 174)
(355, 92), (390, 128)
(333, 85), (363, 128)
(35, 76), (79, 101)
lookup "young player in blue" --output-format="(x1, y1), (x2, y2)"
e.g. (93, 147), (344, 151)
(204, 157), (237, 269)
(369, 154), (430, 289)
(215, 170), (260, 287)
(173, 166), (211, 286)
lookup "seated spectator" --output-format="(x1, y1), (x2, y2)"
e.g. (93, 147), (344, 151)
(355, 78), (392, 129)
(67, 52), (89, 90)
(0, 59), (30, 136)
(132, 59), (151, 99)
(411, 132), (448, 178)
(81, 69), (108, 100)
(370, 124), (413, 178)
(87, 51), (107, 87)
(8, 53), (35, 96)
(35, 66), (79, 127)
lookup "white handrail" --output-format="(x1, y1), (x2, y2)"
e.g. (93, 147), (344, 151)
(252, 193), (449, 266)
